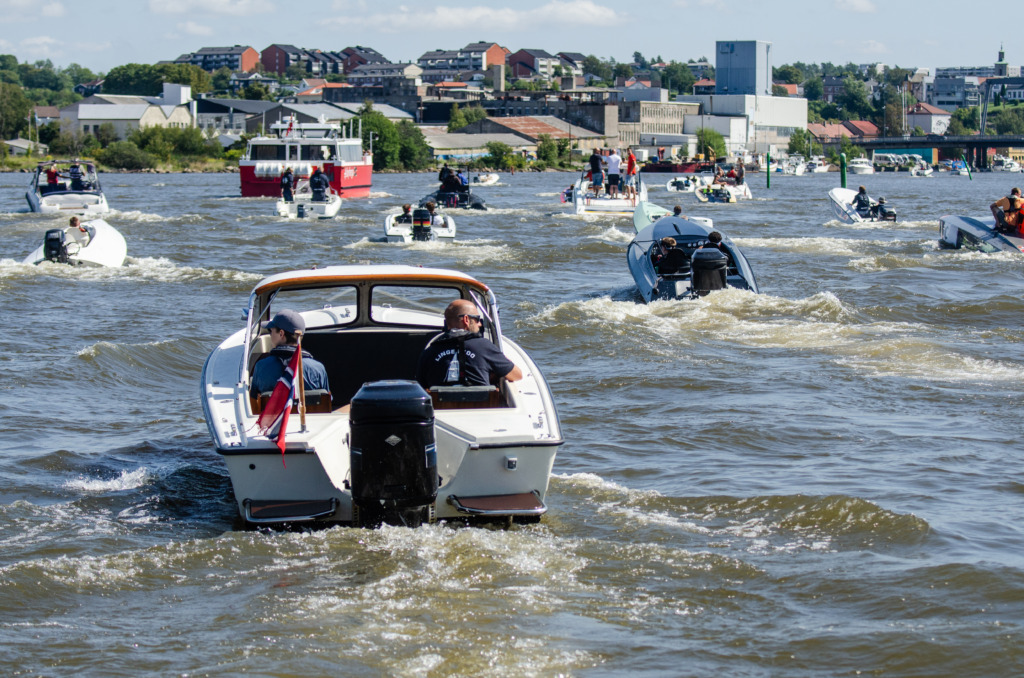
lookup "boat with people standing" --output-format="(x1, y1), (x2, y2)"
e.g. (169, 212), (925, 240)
(239, 116), (372, 199)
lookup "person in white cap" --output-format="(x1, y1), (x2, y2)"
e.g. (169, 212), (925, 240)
(250, 309), (330, 396)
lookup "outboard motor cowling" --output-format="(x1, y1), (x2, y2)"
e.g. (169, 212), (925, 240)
(411, 208), (433, 241)
(690, 247), (728, 296)
(349, 380), (438, 528)
(43, 228), (68, 264)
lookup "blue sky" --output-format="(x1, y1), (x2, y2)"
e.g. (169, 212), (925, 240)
(0, 0), (1016, 75)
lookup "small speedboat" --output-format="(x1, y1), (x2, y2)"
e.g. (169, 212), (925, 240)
(25, 160), (110, 215)
(201, 265), (564, 528)
(384, 207), (456, 243)
(695, 182), (753, 203)
(22, 218), (127, 267)
(938, 215), (1024, 253)
(472, 173), (499, 186)
(828, 187), (897, 223)
(568, 169), (648, 215)
(910, 164), (934, 177)
(665, 174), (711, 193)
(275, 181), (342, 219)
(627, 208), (758, 303)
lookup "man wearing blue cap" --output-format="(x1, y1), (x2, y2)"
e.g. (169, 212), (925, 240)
(250, 309), (330, 397)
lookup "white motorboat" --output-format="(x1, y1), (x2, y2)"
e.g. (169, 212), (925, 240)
(939, 215), (1024, 253)
(992, 155), (1022, 173)
(848, 158), (875, 175)
(807, 157), (832, 173)
(384, 207), (456, 243)
(472, 173), (500, 186)
(22, 218), (127, 267)
(694, 181), (753, 203)
(568, 169), (648, 215)
(275, 180), (342, 219)
(828, 187), (897, 223)
(910, 164), (934, 177)
(665, 174), (711, 193)
(201, 265), (564, 528)
(25, 160), (110, 215)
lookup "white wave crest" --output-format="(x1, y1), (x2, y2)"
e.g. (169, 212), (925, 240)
(64, 468), (152, 492)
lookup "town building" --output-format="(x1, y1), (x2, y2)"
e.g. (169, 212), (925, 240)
(905, 102), (951, 135)
(714, 40), (772, 96)
(60, 83), (196, 139)
(340, 46), (389, 74)
(507, 49), (561, 81)
(177, 46), (260, 73)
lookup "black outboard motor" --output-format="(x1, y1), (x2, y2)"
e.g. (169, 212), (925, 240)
(690, 247), (728, 296)
(412, 208), (433, 241)
(876, 198), (897, 222)
(349, 380), (438, 528)
(43, 228), (68, 264)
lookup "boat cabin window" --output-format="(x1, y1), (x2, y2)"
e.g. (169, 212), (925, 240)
(961, 232), (1002, 254)
(300, 145), (335, 161)
(369, 285), (458, 328)
(250, 145), (286, 161)
(337, 144), (363, 163)
(257, 285), (358, 330)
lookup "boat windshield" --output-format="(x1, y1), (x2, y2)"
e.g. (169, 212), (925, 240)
(260, 285), (359, 327)
(369, 285), (457, 328)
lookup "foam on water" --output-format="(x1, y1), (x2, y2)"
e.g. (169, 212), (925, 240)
(736, 236), (888, 257)
(587, 226), (633, 244)
(64, 467), (152, 493)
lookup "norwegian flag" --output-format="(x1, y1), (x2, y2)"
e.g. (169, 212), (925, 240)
(257, 347), (300, 458)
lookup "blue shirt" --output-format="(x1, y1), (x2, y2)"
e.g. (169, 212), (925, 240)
(250, 346), (330, 396)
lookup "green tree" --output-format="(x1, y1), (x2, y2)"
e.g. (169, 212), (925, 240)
(536, 134), (558, 163)
(104, 63), (163, 95)
(462, 104), (488, 126)
(484, 141), (513, 169)
(837, 76), (873, 118)
(241, 82), (274, 101)
(582, 55), (612, 83)
(212, 67), (233, 92)
(787, 129), (821, 156)
(632, 51), (648, 69)
(613, 64), (633, 81)
(62, 63), (97, 86)
(803, 77), (823, 101)
(357, 107), (400, 171)
(394, 120), (432, 170)
(775, 65), (803, 84)
(990, 108), (1024, 134)
(772, 84), (789, 97)
(98, 140), (154, 169)
(694, 128), (726, 160)
(0, 82), (32, 139)
(284, 63), (308, 81)
(155, 63), (212, 94)
(95, 122), (118, 148)
(882, 102), (905, 136)
(447, 102), (468, 132)
(660, 61), (695, 95)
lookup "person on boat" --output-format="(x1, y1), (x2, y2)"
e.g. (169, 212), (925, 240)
(606, 149), (622, 199)
(561, 185), (574, 203)
(67, 215), (91, 246)
(457, 169), (468, 188)
(417, 299), (522, 389)
(624, 148), (638, 200)
(733, 162), (745, 185)
(851, 185), (874, 218)
(712, 165), (727, 185)
(396, 204), (413, 223)
(308, 166), (329, 202)
(438, 163), (452, 182)
(706, 230), (725, 251)
(651, 236), (677, 268)
(45, 164), (61, 192)
(673, 205), (683, 216)
(280, 168), (294, 203)
(424, 201), (444, 226)
(990, 187), (1024, 233)
(250, 309), (330, 398)
(67, 161), (84, 191)
(589, 149), (605, 197)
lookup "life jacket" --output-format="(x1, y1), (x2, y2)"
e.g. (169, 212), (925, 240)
(1005, 195), (1024, 226)
(425, 329), (480, 386)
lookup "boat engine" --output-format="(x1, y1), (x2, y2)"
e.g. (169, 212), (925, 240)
(412, 208), (433, 241)
(296, 203), (306, 218)
(690, 247), (728, 296)
(349, 380), (438, 528)
(43, 228), (69, 264)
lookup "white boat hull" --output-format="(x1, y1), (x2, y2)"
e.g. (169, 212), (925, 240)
(472, 173), (500, 186)
(384, 213), (456, 243)
(572, 178), (648, 215)
(23, 218), (127, 267)
(201, 266), (564, 528)
(939, 215), (1024, 253)
(26, 188), (109, 215)
(275, 191), (342, 219)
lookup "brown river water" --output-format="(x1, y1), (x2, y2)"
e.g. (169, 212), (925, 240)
(1, 168), (1023, 676)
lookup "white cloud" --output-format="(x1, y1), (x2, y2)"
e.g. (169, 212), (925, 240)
(835, 0), (876, 12)
(40, 2), (64, 16)
(340, 0), (622, 32)
(179, 21), (214, 36)
(148, 0), (273, 14)
(859, 39), (888, 55)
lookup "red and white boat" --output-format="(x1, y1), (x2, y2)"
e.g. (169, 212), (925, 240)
(239, 116), (372, 199)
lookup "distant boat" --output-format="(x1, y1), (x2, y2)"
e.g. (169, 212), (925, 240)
(275, 181), (342, 219)
(848, 158), (875, 175)
(25, 160), (109, 215)
(939, 215), (1024, 253)
(384, 207), (456, 243)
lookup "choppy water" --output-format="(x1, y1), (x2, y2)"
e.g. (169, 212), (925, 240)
(2, 168), (1024, 676)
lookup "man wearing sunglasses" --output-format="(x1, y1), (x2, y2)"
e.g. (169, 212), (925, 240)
(417, 299), (522, 389)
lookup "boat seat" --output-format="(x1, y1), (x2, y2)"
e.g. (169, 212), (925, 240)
(657, 247), (690, 275)
(251, 389), (333, 415)
(429, 385), (503, 410)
